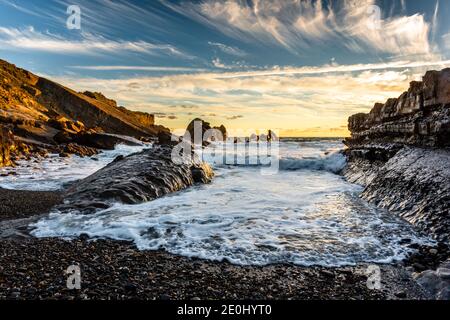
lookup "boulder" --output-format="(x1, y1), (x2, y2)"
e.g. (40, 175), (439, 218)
(57, 145), (214, 213)
(47, 116), (84, 133)
(157, 131), (177, 145)
(415, 262), (450, 300)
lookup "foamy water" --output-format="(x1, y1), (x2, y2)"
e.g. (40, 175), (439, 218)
(0, 144), (150, 191)
(26, 139), (433, 267)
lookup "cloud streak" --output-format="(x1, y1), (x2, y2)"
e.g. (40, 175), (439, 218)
(70, 65), (207, 72)
(0, 26), (188, 57)
(208, 41), (247, 57)
(165, 0), (438, 57)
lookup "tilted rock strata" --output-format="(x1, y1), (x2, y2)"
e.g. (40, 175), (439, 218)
(343, 147), (450, 242)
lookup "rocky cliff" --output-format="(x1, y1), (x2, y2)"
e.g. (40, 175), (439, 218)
(343, 68), (450, 243)
(346, 68), (450, 148)
(0, 59), (169, 165)
(344, 69), (450, 299)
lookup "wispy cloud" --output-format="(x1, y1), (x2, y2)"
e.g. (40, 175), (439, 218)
(208, 41), (247, 57)
(215, 59), (450, 79)
(211, 58), (233, 69)
(70, 65), (207, 72)
(431, 0), (440, 42)
(0, 0), (44, 17)
(444, 33), (450, 50)
(0, 26), (188, 57)
(226, 115), (244, 120)
(165, 0), (438, 58)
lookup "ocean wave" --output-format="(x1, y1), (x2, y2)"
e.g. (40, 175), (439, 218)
(208, 152), (347, 174)
(278, 152), (347, 173)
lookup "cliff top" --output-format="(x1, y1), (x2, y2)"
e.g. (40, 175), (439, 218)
(0, 58), (165, 138)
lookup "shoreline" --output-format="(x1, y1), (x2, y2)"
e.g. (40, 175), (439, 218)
(0, 187), (440, 300)
(0, 141), (448, 300)
(0, 236), (429, 300)
(0, 187), (63, 221)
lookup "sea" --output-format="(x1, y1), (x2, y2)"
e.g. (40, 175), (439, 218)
(0, 138), (432, 266)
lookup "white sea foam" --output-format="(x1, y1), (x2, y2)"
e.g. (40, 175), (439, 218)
(30, 139), (433, 267)
(0, 143), (149, 191)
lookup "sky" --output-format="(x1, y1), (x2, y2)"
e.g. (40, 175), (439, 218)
(0, 0), (449, 137)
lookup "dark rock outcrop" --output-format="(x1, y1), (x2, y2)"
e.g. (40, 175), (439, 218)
(344, 68), (450, 242)
(185, 118), (227, 145)
(212, 124), (228, 141)
(343, 147), (450, 242)
(414, 259), (450, 300)
(57, 145), (214, 213)
(185, 118), (211, 146)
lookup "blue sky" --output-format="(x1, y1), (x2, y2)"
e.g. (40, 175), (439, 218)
(1, 0), (449, 136)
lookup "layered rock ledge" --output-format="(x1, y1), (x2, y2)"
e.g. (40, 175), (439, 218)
(346, 68), (450, 148)
(343, 69), (450, 299)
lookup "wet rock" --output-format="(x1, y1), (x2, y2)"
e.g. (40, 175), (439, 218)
(395, 291), (407, 298)
(429, 249), (438, 255)
(58, 152), (71, 158)
(57, 145), (214, 213)
(437, 287), (450, 300)
(157, 131), (179, 146)
(343, 147), (450, 242)
(414, 261), (450, 300)
(436, 268), (450, 280)
(124, 283), (137, 292)
(415, 270), (441, 295)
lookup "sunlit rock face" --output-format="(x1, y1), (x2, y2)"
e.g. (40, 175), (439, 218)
(57, 145), (214, 214)
(346, 68), (450, 148)
(0, 58), (170, 159)
(0, 125), (15, 167)
(344, 68), (450, 242)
